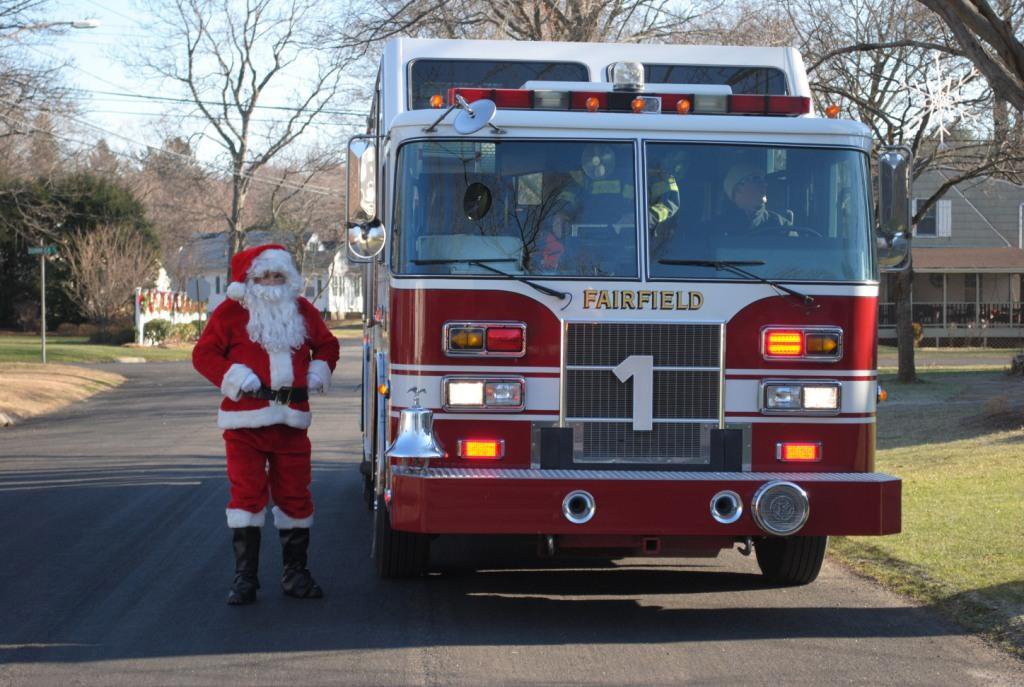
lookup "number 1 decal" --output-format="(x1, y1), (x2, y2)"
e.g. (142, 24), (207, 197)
(613, 355), (654, 431)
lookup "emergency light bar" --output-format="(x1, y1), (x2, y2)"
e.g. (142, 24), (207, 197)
(444, 88), (810, 116)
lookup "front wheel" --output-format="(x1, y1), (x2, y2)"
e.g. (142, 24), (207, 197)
(754, 535), (827, 586)
(374, 496), (430, 579)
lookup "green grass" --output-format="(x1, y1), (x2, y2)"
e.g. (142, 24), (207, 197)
(0, 335), (194, 363)
(832, 369), (1024, 658)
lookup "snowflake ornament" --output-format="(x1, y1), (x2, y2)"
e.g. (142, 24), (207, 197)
(904, 53), (979, 148)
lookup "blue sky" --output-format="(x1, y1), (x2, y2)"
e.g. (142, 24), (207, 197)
(34, 0), (364, 166)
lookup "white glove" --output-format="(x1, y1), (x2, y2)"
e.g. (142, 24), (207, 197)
(307, 371), (325, 393)
(240, 373), (261, 393)
(752, 204), (772, 227)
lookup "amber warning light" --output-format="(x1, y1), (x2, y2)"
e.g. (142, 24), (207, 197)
(458, 439), (504, 459)
(765, 330), (804, 356)
(778, 442), (821, 462)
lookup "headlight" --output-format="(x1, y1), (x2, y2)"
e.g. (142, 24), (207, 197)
(764, 384), (802, 410)
(443, 377), (525, 412)
(803, 385), (840, 410)
(762, 381), (841, 414)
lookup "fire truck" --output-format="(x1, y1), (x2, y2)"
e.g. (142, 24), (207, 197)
(346, 38), (911, 583)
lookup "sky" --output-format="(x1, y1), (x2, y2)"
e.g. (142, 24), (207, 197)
(31, 0), (366, 170)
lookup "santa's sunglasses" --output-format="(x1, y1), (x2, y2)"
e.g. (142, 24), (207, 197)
(252, 271), (286, 285)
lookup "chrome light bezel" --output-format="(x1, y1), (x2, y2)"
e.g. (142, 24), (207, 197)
(442, 321), (527, 358)
(760, 325), (843, 362)
(760, 380), (842, 416)
(441, 375), (526, 413)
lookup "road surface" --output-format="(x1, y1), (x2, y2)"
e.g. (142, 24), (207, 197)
(0, 349), (1020, 686)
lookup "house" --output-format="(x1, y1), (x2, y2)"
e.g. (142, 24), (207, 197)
(175, 231), (363, 319)
(879, 169), (1024, 345)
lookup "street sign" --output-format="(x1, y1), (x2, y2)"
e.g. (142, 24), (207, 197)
(27, 245), (57, 255)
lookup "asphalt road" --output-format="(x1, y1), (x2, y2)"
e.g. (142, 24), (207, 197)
(1, 348), (1021, 686)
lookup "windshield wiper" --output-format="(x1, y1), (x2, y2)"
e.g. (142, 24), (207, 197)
(659, 259), (814, 305)
(411, 258), (568, 300)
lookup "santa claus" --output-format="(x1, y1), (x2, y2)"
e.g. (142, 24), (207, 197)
(193, 243), (340, 605)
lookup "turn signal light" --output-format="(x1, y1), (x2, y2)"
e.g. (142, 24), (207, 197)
(445, 322), (526, 357)
(449, 326), (485, 351)
(430, 94), (444, 109)
(765, 330), (803, 356)
(585, 96), (600, 112)
(762, 327), (842, 361)
(806, 333), (839, 355)
(777, 442), (821, 462)
(458, 439), (504, 459)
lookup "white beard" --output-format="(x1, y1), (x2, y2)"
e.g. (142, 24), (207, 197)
(243, 283), (306, 352)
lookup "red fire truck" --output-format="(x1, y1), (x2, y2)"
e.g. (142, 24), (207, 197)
(346, 38), (911, 583)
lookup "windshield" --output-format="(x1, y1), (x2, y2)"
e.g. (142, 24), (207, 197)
(647, 143), (874, 281)
(393, 140), (638, 278)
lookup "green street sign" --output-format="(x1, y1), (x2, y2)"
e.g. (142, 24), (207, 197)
(27, 245), (57, 255)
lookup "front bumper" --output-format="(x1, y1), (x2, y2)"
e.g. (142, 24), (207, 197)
(389, 467), (901, 537)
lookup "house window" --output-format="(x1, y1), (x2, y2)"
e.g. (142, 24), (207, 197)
(912, 198), (951, 237)
(215, 275), (221, 294)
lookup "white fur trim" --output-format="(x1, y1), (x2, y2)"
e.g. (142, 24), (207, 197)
(226, 281), (246, 301)
(273, 505), (313, 529)
(226, 508), (266, 528)
(248, 249), (301, 290)
(218, 405), (312, 430)
(308, 359), (332, 392)
(268, 350), (294, 388)
(221, 363), (254, 402)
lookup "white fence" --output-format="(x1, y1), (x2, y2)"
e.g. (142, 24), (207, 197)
(133, 287), (207, 345)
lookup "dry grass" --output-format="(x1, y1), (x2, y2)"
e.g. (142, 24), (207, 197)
(833, 369), (1024, 658)
(0, 363), (124, 423)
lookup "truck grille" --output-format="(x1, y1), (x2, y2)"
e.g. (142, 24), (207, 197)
(564, 322), (722, 464)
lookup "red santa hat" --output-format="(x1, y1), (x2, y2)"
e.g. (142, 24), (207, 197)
(225, 244), (303, 301)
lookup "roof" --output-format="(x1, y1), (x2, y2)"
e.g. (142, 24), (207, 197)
(913, 246), (1024, 272)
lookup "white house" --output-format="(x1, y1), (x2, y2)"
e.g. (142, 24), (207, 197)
(176, 231), (363, 319)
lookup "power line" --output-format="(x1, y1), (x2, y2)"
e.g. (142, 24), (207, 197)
(69, 87), (368, 118)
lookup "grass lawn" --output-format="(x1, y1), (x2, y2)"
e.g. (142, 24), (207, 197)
(0, 335), (194, 363)
(0, 363), (124, 422)
(832, 369), (1024, 657)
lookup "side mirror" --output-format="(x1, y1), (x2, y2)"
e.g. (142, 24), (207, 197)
(876, 145), (912, 272)
(347, 219), (386, 260)
(346, 136), (383, 262)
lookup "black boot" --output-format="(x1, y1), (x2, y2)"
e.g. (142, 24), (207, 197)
(279, 528), (323, 599)
(227, 526), (261, 605)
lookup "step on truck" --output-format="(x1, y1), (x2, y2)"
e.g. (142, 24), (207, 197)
(346, 38), (911, 583)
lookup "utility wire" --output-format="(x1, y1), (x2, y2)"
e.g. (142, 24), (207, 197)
(68, 87), (368, 117)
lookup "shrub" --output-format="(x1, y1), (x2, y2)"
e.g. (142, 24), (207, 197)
(55, 322), (78, 335)
(168, 321), (200, 343)
(89, 326), (135, 345)
(143, 318), (173, 344)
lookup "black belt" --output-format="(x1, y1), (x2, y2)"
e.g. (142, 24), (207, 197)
(244, 386), (308, 404)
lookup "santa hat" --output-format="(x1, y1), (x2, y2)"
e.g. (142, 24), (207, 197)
(225, 244), (302, 301)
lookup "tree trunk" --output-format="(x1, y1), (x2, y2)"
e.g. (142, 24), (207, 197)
(895, 259), (917, 383)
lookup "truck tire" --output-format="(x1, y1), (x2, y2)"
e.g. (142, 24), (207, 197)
(374, 496), (429, 579)
(754, 535), (827, 586)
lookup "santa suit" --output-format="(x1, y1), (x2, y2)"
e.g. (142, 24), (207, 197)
(192, 253), (340, 531)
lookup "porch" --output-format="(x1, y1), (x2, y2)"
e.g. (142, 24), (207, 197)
(878, 250), (1024, 346)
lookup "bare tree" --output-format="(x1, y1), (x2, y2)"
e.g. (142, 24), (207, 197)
(137, 0), (346, 278)
(64, 224), (158, 327)
(127, 135), (226, 286)
(775, 0), (1024, 381)
(917, 0), (1024, 112)
(331, 0), (712, 55)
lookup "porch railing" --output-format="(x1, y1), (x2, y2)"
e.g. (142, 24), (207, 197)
(878, 301), (1024, 328)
